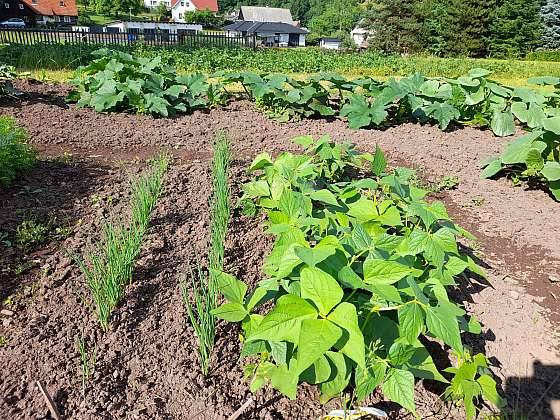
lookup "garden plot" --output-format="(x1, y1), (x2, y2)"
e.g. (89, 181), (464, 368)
(0, 81), (559, 419)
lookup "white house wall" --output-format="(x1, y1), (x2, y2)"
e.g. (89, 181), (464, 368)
(172, 1), (197, 23)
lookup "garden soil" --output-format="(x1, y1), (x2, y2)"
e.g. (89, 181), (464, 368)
(1, 81), (559, 419)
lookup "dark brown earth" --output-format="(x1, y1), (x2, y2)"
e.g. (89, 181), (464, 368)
(1, 81), (559, 419)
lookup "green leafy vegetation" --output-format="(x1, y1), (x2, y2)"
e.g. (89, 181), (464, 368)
(0, 116), (37, 189)
(3, 44), (560, 82)
(182, 131), (231, 376)
(212, 135), (502, 417)
(67, 49), (227, 117)
(15, 218), (52, 252)
(218, 68), (556, 139)
(64, 49), (560, 199)
(219, 72), (335, 122)
(75, 331), (97, 396)
(13, 216), (73, 252)
(76, 155), (169, 331)
(0, 64), (19, 97)
(481, 76), (560, 200)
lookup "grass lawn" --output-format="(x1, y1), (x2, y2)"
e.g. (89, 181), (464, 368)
(77, 6), (159, 26)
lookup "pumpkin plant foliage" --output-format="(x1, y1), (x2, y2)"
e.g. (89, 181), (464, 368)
(212, 136), (503, 417)
(481, 77), (560, 200)
(68, 49), (227, 117)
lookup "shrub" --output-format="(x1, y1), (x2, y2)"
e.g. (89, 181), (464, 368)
(0, 116), (37, 188)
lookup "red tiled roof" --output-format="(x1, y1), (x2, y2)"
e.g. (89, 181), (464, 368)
(171, 0), (218, 12)
(22, 0), (78, 16)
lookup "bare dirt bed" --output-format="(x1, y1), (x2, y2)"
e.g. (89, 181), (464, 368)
(1, 81), (559, 419)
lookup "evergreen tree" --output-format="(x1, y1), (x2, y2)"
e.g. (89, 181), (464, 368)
(541, 0), (560, 49)
(360, 0), (427, 54)
(441, 0), (495, 57)
(421, 0), (451, 56)
(489, 0), (542, 57)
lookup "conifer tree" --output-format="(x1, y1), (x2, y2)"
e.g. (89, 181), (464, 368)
(441, 0), (495, 57)
(360, 0), (427, 54)
(489, 0), (542, 57)
(541, 0), (560, 49)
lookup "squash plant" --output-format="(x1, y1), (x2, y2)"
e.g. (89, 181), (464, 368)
(212, 136), (502, 417)
(218, 71), (335, 122)
(481, 118), (560, 200)
(68, 49), (227, 117)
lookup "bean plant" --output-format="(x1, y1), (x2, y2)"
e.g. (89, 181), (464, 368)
(212, 136), (502, 418)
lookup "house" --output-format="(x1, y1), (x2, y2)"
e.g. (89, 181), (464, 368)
(171, 0), (218, 23)
(351, 26), (373, 49)
(143, 0), (218, 23)
(320, 37), (341, 50)
(223, 6), (308, 47)
(0, 0), (78, 26)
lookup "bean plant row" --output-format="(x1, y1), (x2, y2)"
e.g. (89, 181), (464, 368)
(67, 50), (560, 200)
(211, 136), (503, 418)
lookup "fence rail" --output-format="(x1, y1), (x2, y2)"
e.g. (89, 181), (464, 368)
(0, 28), (256, 50)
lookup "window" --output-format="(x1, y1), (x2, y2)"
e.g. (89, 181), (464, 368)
(4, 3), (9, 8)
(32, 0), (37, 3)
(59, 0), (65, 5)
(151, 0), (156, 4)
(64, 15), (70, 22)
(19, 3), (24, 8)
(178, 13), (182, 18)
(180, 1), (184, 5)
(54, 15), (60, 21)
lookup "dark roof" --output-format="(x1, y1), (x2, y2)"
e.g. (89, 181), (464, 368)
(223, 21), (308, 34)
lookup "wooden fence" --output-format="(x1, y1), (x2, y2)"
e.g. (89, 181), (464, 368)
(0, 28), (257, 50)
